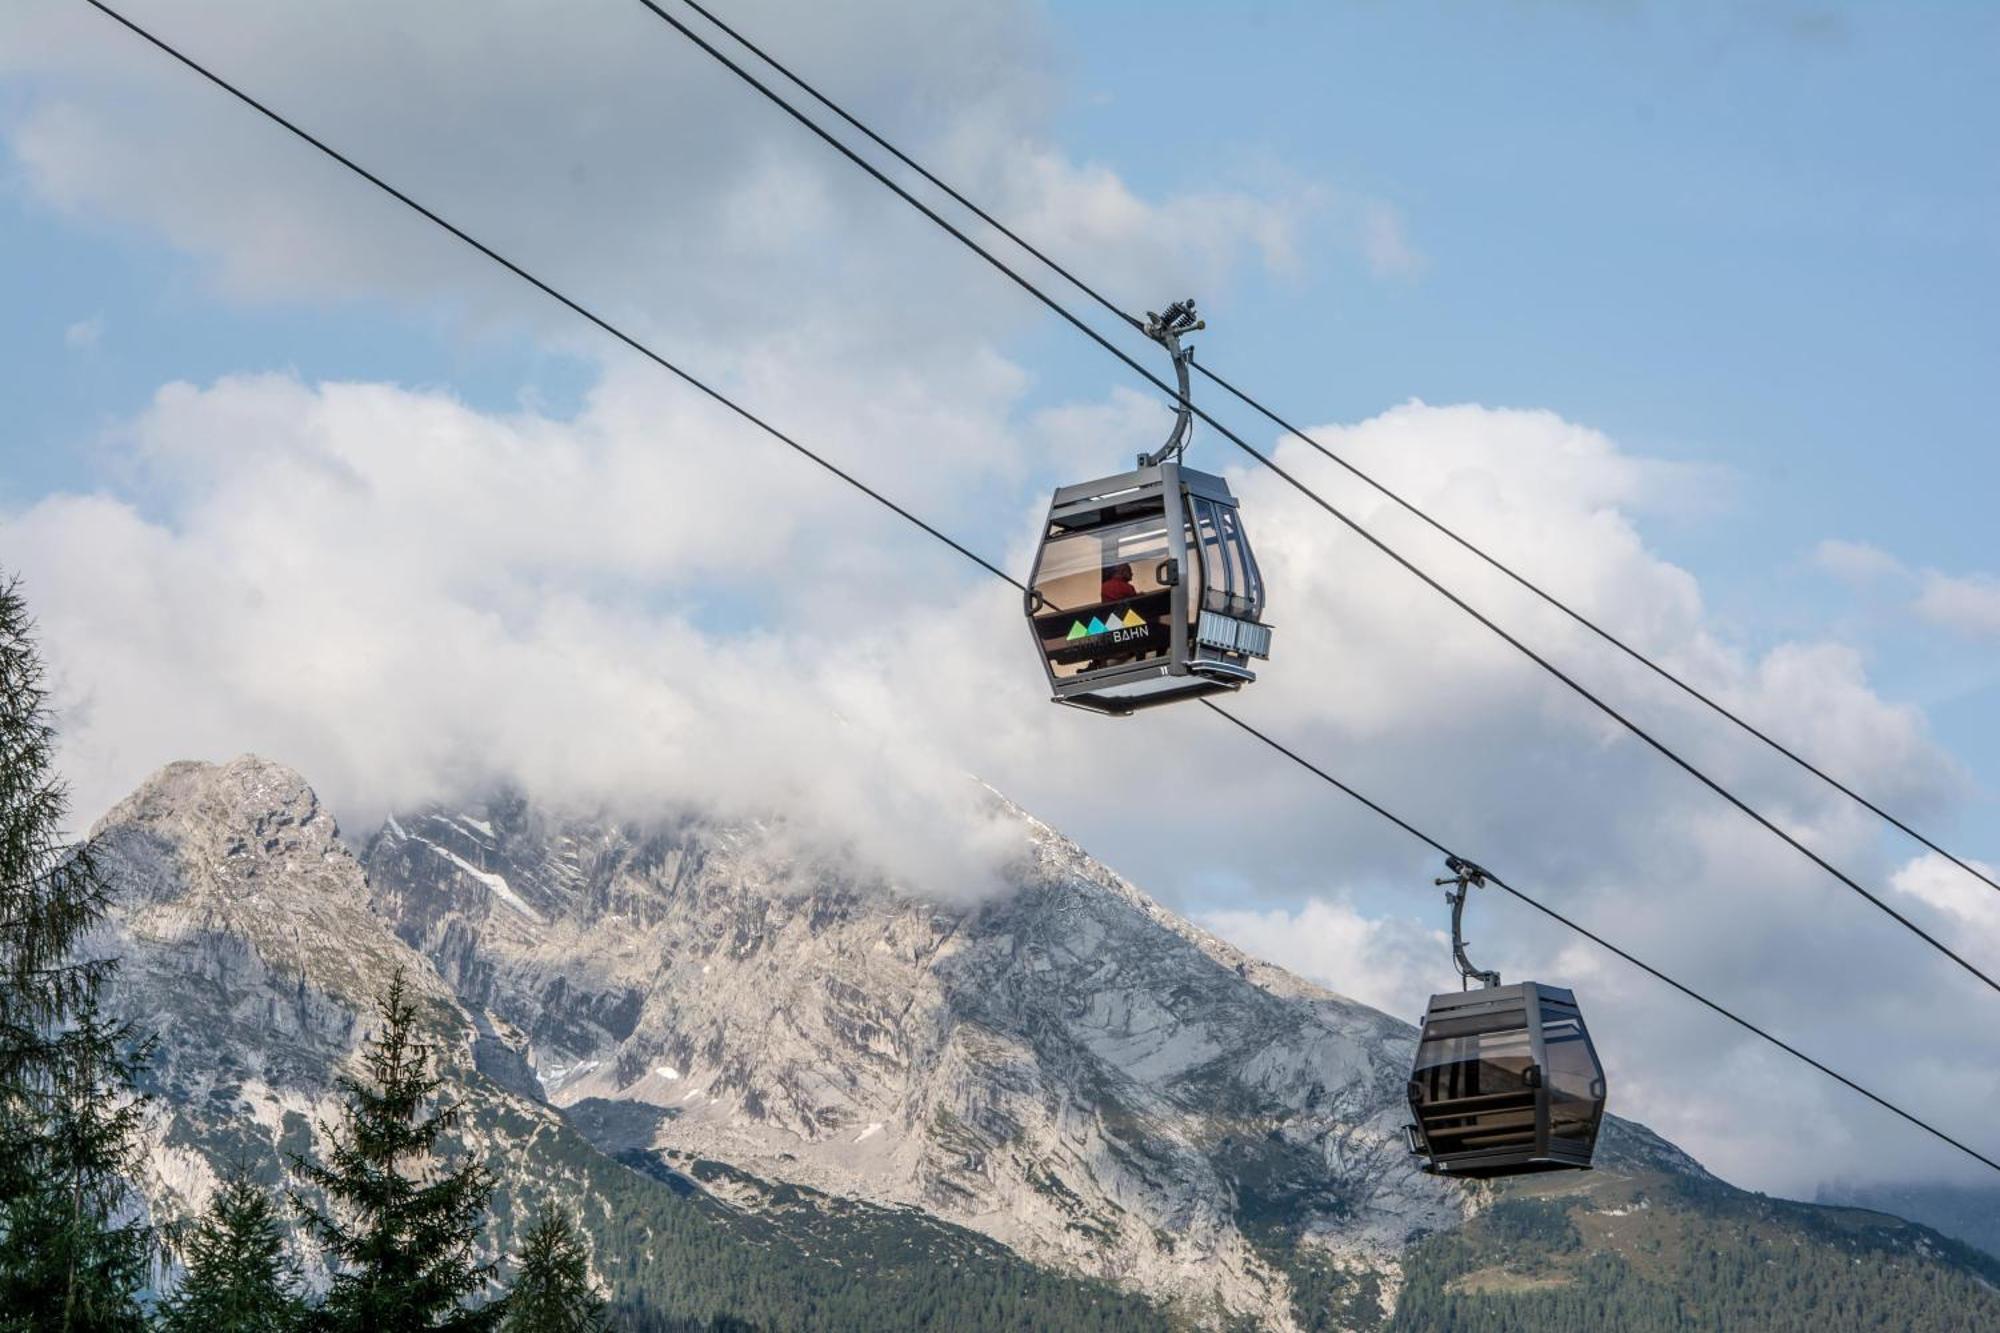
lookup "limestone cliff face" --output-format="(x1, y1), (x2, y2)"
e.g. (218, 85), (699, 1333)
(357, 786), (1467, 1322)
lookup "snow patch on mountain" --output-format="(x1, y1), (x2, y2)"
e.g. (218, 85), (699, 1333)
(412, 837), (543, 922)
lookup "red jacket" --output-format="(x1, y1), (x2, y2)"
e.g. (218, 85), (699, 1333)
(1101, 577), (1138, 602)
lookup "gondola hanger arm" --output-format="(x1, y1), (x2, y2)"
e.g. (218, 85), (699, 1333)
(1138, 298), (1204, 468)
(1438, 856), (1502, 991)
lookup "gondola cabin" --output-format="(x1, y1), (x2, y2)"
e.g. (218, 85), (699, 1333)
(1405, 981), (1605, 1178)
(1025, 460), (1271, 715)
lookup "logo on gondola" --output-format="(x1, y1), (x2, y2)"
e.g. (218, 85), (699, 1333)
(1066, 609), (1148, 640)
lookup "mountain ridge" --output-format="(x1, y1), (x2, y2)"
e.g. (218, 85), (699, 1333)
(357, 765), (1470, 1319)
(84, 754), (2000, 1330)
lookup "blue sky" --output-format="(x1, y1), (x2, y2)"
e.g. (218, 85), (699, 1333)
(4, 0), (1998, 1191)
(0, 198), (595, 501)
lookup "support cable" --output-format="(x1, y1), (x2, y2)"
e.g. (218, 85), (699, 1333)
(1193, 360), (2000, 904)
(663, 0), (1998, 909)
(80, 0), (2000, 1178)
(79, 2), (1013, 597)
(1202, 703), (2000, 1176)
(631, 0), (2000, 999)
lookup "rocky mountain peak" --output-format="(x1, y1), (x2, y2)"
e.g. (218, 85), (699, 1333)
(93, 753), (338, 866)
(91, 755), (431, 1011)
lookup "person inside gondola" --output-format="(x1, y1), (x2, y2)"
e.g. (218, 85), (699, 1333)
(1089, 561), (1150, 668)
(1101, 562), (1137, 603)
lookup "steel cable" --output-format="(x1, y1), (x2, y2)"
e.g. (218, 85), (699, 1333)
(80, 0), (2000, 1177)
(663, 0), (2000, 908)
(634, 0), (2000, 998)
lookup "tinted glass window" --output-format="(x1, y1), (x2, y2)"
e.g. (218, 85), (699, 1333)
(1412, 1026), (1535, 1100)
(1411, 1025), (1539, 1155)
(1030, 515), (1175, 679)
(1541, 1014), (1603, 1145)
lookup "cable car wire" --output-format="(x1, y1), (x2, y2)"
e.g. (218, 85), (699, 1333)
(79, 0), (2000, 1179)
(1204, 704), (2000, 1176)
(74, 1), (1016, 599)
(633, 0), (2000, 1000)
(662, 0), (2000, 908)
(668, 0), (1145, 336)
(1191, 363), (2000, 907)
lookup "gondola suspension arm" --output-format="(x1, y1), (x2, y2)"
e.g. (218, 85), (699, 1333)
(1137, 299), (1204, 467)
(1439, 855), (1502, 991)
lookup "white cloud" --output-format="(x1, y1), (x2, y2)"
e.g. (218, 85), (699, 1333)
(63, 315), (103, 350)
(1892, 851), (2000, 942)
(1914, 571), (2000, 638)
(1811, 537), (1904, 584)
(1198, 898), (1442, 1019)
(5, 370), (1053, 898)
(1358, 200), (1425, 279)
(4, 0), (1316, 357)
(1811, 539), (2000, 641)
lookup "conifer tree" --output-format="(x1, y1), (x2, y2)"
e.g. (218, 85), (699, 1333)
(293, 968), (505, 1331)
(0, 995), (152, 1333)
(159, 1168), (306, 1333)
(0, 575), (151, 1331)
(502, 1207), (607, 1333)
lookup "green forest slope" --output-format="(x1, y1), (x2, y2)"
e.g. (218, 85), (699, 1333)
(1381, 1170), (2000, 1333)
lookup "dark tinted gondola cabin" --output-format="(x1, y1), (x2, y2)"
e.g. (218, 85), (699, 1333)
(1025, 460), (1271, 715)
(1405, 982), (1605, 1178)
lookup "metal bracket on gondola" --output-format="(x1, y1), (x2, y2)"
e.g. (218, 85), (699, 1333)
(1436, 855), (1502, 991)
(1138, 298), (1205, 468)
